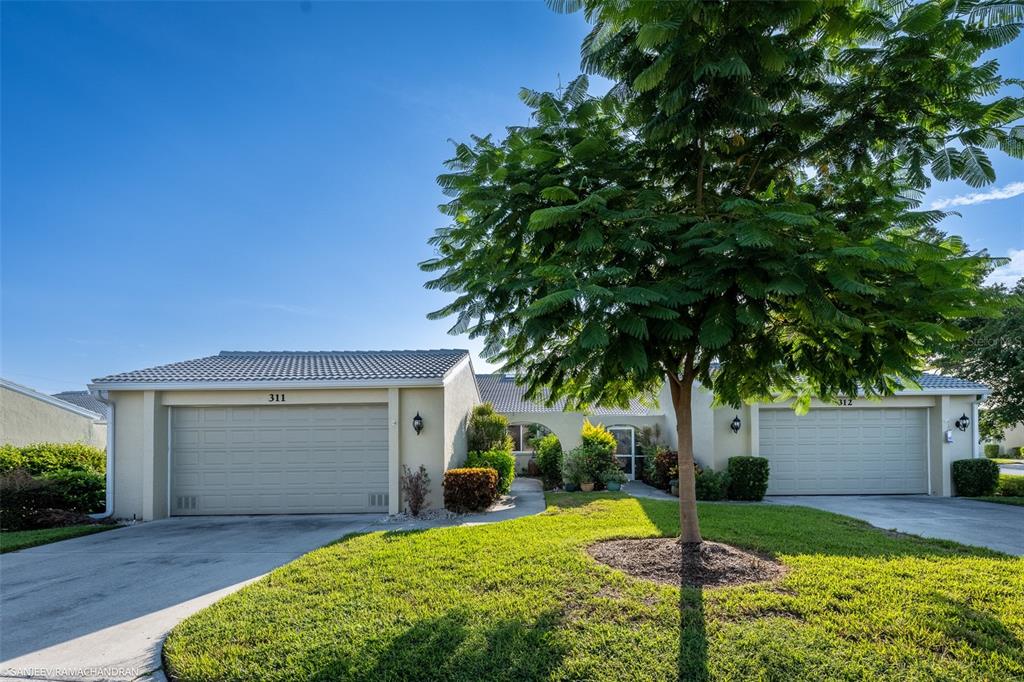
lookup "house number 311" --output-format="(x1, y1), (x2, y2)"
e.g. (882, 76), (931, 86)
(268, 393), (286, 403)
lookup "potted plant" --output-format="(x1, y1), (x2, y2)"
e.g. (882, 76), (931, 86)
(580, 477), (595, 493)
(602, 468), (627, 492)
(669, 478), (679, 497)
(563, 478), (580, 492)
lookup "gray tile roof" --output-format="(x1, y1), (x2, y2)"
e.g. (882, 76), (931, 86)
(52, 391), (109, 420)
(93, 350), (470, 385)
(477, 374), (659, 416)
(915, 373), (988, 391)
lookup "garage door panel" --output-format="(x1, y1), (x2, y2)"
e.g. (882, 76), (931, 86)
(760, 408), (927, 495)
(171, 403), (389, 515)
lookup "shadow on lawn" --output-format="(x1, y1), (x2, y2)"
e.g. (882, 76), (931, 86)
(358, 609), (567, 682)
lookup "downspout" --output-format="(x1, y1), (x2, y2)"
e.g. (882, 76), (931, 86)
(971, 397), (981, 459)
(90, 390), (115, 519)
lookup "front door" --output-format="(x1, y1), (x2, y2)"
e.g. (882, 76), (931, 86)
(609, 427), (636, 481)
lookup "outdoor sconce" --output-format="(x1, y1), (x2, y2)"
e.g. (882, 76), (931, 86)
(730, 415), (742, 434)
(412, 412), (424, 435)
(954, 413), (970, 432)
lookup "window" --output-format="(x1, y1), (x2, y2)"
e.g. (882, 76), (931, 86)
(507, 423), (551, 453)
(608, 426), (636, 476)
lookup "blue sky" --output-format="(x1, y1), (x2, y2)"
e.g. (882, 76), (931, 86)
(2, 2), (1022, 394)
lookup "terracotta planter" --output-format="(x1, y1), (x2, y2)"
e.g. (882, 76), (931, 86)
(580, 482), (595, 492)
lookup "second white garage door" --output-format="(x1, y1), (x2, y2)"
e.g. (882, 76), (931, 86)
(759, 408), (928, 495)
(171, 404), (389, 515)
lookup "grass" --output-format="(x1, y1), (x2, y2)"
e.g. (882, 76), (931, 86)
(992, 458), (1023, 465)
(972, 496), (1024, 507)
(0, 524), (113, 553)
(164, 494), (1024, 681)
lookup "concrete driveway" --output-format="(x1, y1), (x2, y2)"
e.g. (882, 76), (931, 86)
(0, 515), (378, 681)
(767, 495), (1024, 556)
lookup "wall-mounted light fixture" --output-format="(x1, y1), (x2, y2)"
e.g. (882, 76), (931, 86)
(412, 412), (424, 435)
(954, 413), (970, 432)
(730, 415), (742, 434)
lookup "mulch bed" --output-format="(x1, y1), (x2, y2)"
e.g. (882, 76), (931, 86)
(587, 538), (786, 588)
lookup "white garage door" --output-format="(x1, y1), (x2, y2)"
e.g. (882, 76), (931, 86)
(759, 408), (927, 495)
(171, 404), (389, 515)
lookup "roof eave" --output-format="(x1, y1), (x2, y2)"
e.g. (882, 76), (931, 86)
(87, 377), (449, 392)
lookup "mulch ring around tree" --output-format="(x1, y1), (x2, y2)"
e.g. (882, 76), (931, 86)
(587, 538), (786, 588)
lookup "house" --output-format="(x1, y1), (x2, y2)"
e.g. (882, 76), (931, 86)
(1, 378), (108, 449)
(991, 422), (1024, 455)
(89, 349), (989, 521)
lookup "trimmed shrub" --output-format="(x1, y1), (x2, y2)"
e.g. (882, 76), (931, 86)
(466, 449), (515, 495)
(534, 434), (563, 490)
(996, 474), (1024, 497)
(727, 456), (770, 501)
(443, 468), (498, 512)
(695, 468), (731, 501)
(580, 419), (617, 454)
(0, 442), (105, 475)
(643, 447), (677, 490)
(468, 404), (513, 452)
(983, 443), (1000, 458)
(42, 469), (105, 513)
(400, 465), (431, 517)
(1013, 446), (1024, 459)
(951, 458), (999, 497)
(0, 469), (53, 530)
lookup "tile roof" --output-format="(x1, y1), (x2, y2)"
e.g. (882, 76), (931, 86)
(92, 350), (470, 385)
(476, 374), (659, 416)
(52, 391), (109, 420)
(915, 373), (988, 391)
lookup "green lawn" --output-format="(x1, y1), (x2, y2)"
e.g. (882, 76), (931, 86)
(0, 524), (113, 553)
(164, 494), (1023, 681)
(992, 458), (1023, 465)
(972, 496), (1024, 507)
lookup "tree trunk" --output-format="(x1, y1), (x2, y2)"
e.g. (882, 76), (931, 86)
(669, 362), (702, 545)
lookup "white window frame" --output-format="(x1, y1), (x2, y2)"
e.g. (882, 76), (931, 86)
(608, 425), (637, 481)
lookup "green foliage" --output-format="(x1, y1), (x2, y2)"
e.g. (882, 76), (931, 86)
(0, 442), (105, 475)
(642, 447), (677, 491)
(0, 470), (52, 530)
(984, 443), (1001, 458)
(580, 419), (616, 455)
(951, 458), (1000, 497)
(466, 449), (516, 495)
(467, 404), (514, 452)
(727, 457), (771, 501)
(534, 434), (563, 490)
(601, 467), (627, 486)
(1, 525), (111, 554)
(996, 474), (1024, 497)
(695, 468), (731, 501)
(563, 443), (617, 487)
(41, 469), (105, 513)
(934, 280), (1024, 441)
(442, 468), (498, 512)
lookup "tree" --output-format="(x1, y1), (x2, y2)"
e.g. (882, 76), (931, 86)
(934, 279), (1024, 441)
(423, 0), (1020, 547)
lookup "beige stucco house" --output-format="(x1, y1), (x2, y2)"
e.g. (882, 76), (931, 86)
(89, 349), (988, 521)
(480, 372), (988, 498)
(1, 378), (107, 449)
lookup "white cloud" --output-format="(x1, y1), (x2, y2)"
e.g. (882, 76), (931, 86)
(930, 181), (1024, 210)
(988, 249), (1024, 288)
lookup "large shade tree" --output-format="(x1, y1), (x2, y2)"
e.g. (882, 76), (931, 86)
(934, 279), (1024, 441)
(423, 0), (1021, 546)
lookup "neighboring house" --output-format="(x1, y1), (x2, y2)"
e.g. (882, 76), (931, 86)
(0, 378), (107, 449)
(90, 349), (989, 521)
(52, 390), (111, 421)
(483, 373), (988, 498)
(992, 422), (1024, 454)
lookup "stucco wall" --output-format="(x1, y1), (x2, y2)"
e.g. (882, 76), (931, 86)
(0, 385), (106, 449)
(397, 386), (447, 511)
(995, 422), (1024, 453)
(443, 362), (479, 470)
(110, 391), (145, 520)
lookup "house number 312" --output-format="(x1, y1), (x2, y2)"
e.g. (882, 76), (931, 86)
(268, 393), (286, 403)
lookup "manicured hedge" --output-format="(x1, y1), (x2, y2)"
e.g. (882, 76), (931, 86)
(466, 449), (515, 495)
(727, 456), (770, 501)
(996, 474), (1024, 497)
(983, 443), (1000, 458)
(0, 442), (105, 475)
(443, 468), (498, 512)
(951, 458), (999, 497)
(695, 468), (730, 501)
